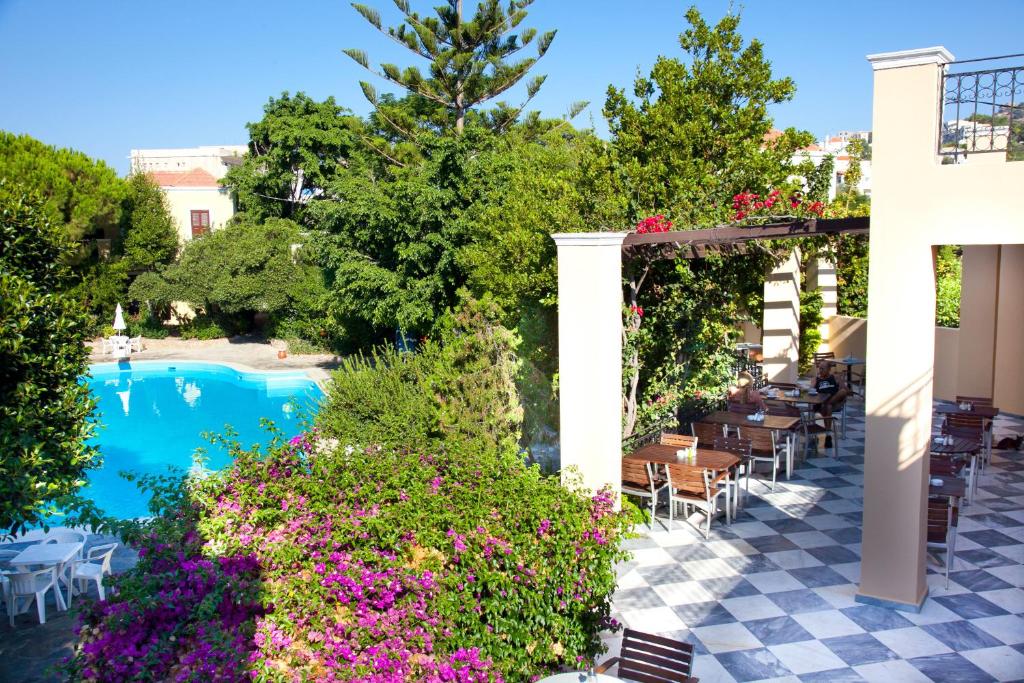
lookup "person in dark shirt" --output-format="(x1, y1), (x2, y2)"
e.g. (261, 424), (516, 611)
(815, 361), (849, 417)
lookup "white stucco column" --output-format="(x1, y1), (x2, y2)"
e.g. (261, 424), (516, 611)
(807, 257), (838, 350)
(552, 232), (627, 496)
(762, 248), (802, 383)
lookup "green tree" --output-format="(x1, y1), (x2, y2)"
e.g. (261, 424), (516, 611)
(130, 218), (326, 333)
(222, 92), (361, 222)
(121, 172), (178, 273)
(935, 245), (961, 328)
(603, 7), (813, 225)
(0, 183), (98, 534)
(344, 0), (557, 134)
(0, 131), (126, 243)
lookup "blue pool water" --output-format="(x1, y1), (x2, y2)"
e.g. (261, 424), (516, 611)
(83, 361), (322, 519)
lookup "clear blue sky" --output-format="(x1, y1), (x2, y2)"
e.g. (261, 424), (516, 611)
(1, 0), (1021, 175)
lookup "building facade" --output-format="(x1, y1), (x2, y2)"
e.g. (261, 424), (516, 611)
(129, 145), (246, 244)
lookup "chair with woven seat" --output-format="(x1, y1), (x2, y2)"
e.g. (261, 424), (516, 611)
(713, 436), (753, 516)
(596, 627), (699, 682)
(666, 463), (730, 539)
(927, 495), (959, 588)
(736, 425), (785, 489)
(621, 459), (669, 531)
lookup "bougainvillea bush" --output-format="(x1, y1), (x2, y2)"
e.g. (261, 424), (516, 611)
(68, 433), (632, 682)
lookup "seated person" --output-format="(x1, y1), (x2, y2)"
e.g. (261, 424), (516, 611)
(728, 371), (766, 411)
(814, 361), (849, 417)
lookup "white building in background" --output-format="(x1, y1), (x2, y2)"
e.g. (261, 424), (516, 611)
(129, 145), (246, 243)
(790, 131), (873, 200)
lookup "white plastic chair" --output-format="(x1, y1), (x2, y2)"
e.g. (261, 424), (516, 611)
(0, 549), (19, 615)
(130, 335), (143, 352)
(72, 543), (118, 601)
(7, 566), (58, 625)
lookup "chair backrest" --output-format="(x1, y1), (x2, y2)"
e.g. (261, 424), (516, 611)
(660, 433), (697, 449)
(927, 496), (958, 544)
(727, 401), (759, 415)
(691, 422), (725, 443)
(621, 459), (653, 490)
(814, 351), (835, 362)
(666, 463), (709, 496)
(87, 543), (119, 573)
(44, 529), (86, 545)
(767, 382), (798, 390)
(713, 436), (752, 458)
(8, 567), (56, 596)
(617, 628), (695, 682)
(943, 423), (983, 443)
(0, 549), (19, 571)
(955, 395), (992, 407)
(946, 413), (985, 430)
(738, 425), (776, 453)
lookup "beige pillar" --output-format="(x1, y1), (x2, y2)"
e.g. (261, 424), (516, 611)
(762, 249), (802, 383)
(857, 47), (954, 612)
(957, 245), (1001, 398)
(994, 246), (1024, 415)
(552, 233), (627, 496)
(808, 257), (838, 350)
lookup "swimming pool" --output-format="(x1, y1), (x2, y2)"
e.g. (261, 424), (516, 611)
(83, 361), (323, 519)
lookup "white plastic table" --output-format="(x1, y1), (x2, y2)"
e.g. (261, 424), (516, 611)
(11, 542), (83, 610)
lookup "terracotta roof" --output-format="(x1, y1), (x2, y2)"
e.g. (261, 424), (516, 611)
(837, 155), (851, 161)
(148, 169), (221, 188)
(799, 144), (822, 152)
(829, 136), (844, 143)
(763, 129), (784, 142)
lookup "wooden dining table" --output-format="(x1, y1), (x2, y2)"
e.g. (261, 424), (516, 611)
(625, 443), (740, 472)
(934, 404), (1000, 419)
(702, 410), (800, 432)
(761, 388), (829, 407)
(930, 435), (981, 456)
(929, 476), (966, 501)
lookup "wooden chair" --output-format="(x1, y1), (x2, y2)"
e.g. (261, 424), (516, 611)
(955, 395), (993, 407)
(950, 399), (994, 465)
(666, 463), (730, 539)
(727, 401), (759, 415)
(944, 417), (990, 472)
(596, 628), (699, 682)
(813, 351), (835, 363)
(713, 436), (753, 516)
(736, 425), (784, 489)
(927, 495), (959, 588)
(622, 459), (669, 530)
(660, 433), (697, 449)
(692, 422), (725, 443)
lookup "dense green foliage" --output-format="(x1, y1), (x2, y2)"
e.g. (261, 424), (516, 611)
(129, 217), (329, 336)
(0, 184), (98, 534)
(345, 0), (558, 134)
(120, 173), (179, 273)
(319, 296), (523, 454)
(798, 288), (824, 374)
(0, 132), (125, 243)
(935, 245), (962, 328)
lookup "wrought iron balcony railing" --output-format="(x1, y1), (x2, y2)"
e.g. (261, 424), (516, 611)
(939, 54), (1024, 162)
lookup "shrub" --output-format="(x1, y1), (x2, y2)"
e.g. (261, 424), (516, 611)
(0, 182), (99, 534)
(67, 434), (632, 681)
(179, 315), (228, 341)
(129, 312), (170, 339)
(798, 288), (824, 375)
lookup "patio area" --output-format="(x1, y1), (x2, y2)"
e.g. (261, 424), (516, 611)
(608, 398), (1024, 682)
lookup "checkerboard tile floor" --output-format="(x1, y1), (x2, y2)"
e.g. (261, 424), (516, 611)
(607, 400), (1024, 682)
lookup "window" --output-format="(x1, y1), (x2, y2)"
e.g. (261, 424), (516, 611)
(190, 210), (210, 237)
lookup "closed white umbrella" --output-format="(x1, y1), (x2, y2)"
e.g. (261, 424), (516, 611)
(113, 303), (126, 332)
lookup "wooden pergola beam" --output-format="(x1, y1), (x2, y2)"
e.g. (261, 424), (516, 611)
(621, 216), (870, 260)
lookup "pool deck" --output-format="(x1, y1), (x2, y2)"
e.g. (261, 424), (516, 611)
(87, 336), (341, 384)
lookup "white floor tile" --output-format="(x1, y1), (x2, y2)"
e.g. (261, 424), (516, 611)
(872, 626), (953, 659)
(984, 564), (1024, 588)
(628, 547), (678, 567)
(744, 570), (808, 594)
(972, 614), (1024, 645)
(691, 653), (739, 683)
(903, 599), (963, 625)
(615, 569), (648, 590)
(831, 561), (862, 583)
(705, 539), (759, 557)
(618, 606), (685, 633)
(977, 588), (1024, 614)
(681, 558), (739, 580)
(768, 640), (847, 675)
(792, 610), (865, 639)
(783, 531), (835, 549)
(992, 543), (1024, 563)
(961, 645), (1024, 681)
(651, 580), (717, 606)
(723, 521), (777, 538)
(692, 622), (764, 653)
(813, 584), (860, 609)
(805, 514), (851, 531)
(763, 550), (824, 570)
(853, 659), (933, 682)
(720, 595), (787, 621)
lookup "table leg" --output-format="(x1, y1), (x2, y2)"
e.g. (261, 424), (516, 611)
(53, 564), (68, 611)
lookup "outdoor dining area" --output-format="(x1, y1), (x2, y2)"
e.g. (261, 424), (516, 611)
(0, 527), (118, 626)
(100, 303), (142, 359)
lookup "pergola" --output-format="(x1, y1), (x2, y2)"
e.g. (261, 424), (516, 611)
(553, 46), (1024, 615)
